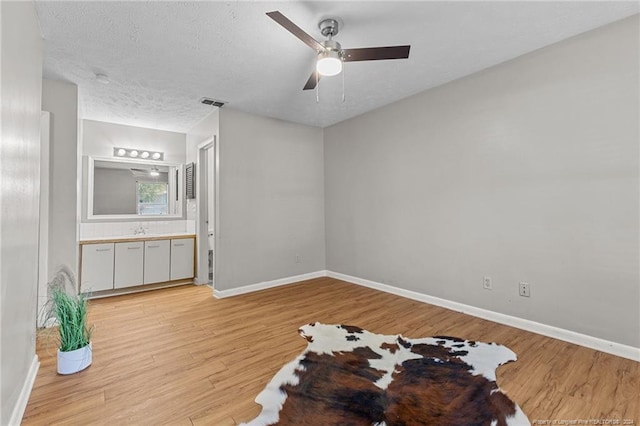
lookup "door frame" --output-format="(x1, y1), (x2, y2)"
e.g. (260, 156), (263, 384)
(37, 111), (51, 326)
(196, 136), (219, 289)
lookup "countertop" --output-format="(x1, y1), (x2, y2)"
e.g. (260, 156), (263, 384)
(79, 233), (196, 244)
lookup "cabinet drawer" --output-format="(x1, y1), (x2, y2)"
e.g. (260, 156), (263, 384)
(170, 238), (194, 280)
(114, 241), (144, 289)
(81, 243), (114, 292)
(144, 240), (170, 284)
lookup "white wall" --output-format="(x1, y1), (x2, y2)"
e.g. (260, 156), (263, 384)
(186, 109), (219, 171)
(324, 16), (639, 348)
(0, 2), (43, 423)
(42, 79), (79, 285)
(216, 108), (325, 290)
(82, 119), (186, 163)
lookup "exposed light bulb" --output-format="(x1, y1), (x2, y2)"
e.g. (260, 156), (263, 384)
(113, 147), (164, 161)
(317, 51), (343, 76)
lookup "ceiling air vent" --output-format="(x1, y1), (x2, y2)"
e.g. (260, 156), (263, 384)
(200, 97), (225, 107)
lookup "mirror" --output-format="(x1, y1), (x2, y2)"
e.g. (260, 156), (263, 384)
(86, 156), (184, 220)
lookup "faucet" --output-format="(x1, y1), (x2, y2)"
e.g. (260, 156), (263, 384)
(133, 224), (146, 235)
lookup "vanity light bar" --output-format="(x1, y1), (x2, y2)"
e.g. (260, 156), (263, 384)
(113, 147), (164, 161)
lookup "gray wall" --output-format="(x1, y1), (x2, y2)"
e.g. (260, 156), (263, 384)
(0, 2), (43, 423)
(324, 16), (639, 347)
(217, 108), (325, 290)
(42, 79), (79, 286)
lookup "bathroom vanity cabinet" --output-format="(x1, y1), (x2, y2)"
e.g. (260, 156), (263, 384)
(114, 241), (144, 289)
(80, 234), (195, 295)
(80, 243), (115, 292)
(144, 240), (171, 284)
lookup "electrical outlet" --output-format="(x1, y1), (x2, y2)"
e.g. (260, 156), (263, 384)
(483, 276), (492, 290)
(295, 254), (300, 264)
(519, 282), (530, 297)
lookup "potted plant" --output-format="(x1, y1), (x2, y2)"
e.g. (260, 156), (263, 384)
(44, 266), (94, 375)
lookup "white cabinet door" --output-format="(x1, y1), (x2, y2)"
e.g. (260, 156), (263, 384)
(81, 243), (114, 292)
(144, 240), (170, 284)
(114, 241), (144, 289)
(170, 238), (194, 280)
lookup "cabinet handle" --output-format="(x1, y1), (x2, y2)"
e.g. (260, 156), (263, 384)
(128, 247), (141, 250)
(173, 243), (185, 247)
(96, 248), (111, 252)
(147, 245), (160, 248)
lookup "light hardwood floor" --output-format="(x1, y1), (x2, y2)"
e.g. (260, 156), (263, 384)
(23, 277), (639, 425)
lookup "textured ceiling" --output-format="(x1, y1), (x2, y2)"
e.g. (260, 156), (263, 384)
(35, 2), (638, 132)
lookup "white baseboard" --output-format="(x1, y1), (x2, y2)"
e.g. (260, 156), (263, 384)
(8, 354), (39, 426)
(327, 271), (640, 362)
(208, 268), (639, 361)
(213, 270), (328, 299)
(193, 277), (209, 285)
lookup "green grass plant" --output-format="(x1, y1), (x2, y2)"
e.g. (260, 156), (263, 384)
(50, 288), (92, 352)
(44, 266), (93, 352)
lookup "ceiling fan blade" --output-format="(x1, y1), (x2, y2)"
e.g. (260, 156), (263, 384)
(266, 11), (325, 52)
(343, 45), (411, 62)
(303, 70), (321, 91)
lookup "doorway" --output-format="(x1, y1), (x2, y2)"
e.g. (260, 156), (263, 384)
(196, 137), (217, 290)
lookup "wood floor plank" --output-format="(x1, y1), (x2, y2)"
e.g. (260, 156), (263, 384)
(23, 278), (639, 425)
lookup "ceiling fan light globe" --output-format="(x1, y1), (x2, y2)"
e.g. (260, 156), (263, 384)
(317, 51), (342, 76)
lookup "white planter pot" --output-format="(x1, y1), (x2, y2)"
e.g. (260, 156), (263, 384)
(57, 342), (92, 375)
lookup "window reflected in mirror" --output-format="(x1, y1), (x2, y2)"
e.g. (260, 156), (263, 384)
(137, 182), (168, 215)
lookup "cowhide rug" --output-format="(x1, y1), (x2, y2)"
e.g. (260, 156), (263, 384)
(241, 323), (530, 426)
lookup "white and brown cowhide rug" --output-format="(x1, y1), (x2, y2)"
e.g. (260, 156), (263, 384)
(241, 323), (530, 426)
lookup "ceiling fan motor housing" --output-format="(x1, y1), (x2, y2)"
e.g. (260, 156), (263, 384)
(322, 39), (342, 54)
(319, 18), (339, 38)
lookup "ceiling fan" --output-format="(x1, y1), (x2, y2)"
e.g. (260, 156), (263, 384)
(266, 11), (411, 91)
(130, 167), (160, 177)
